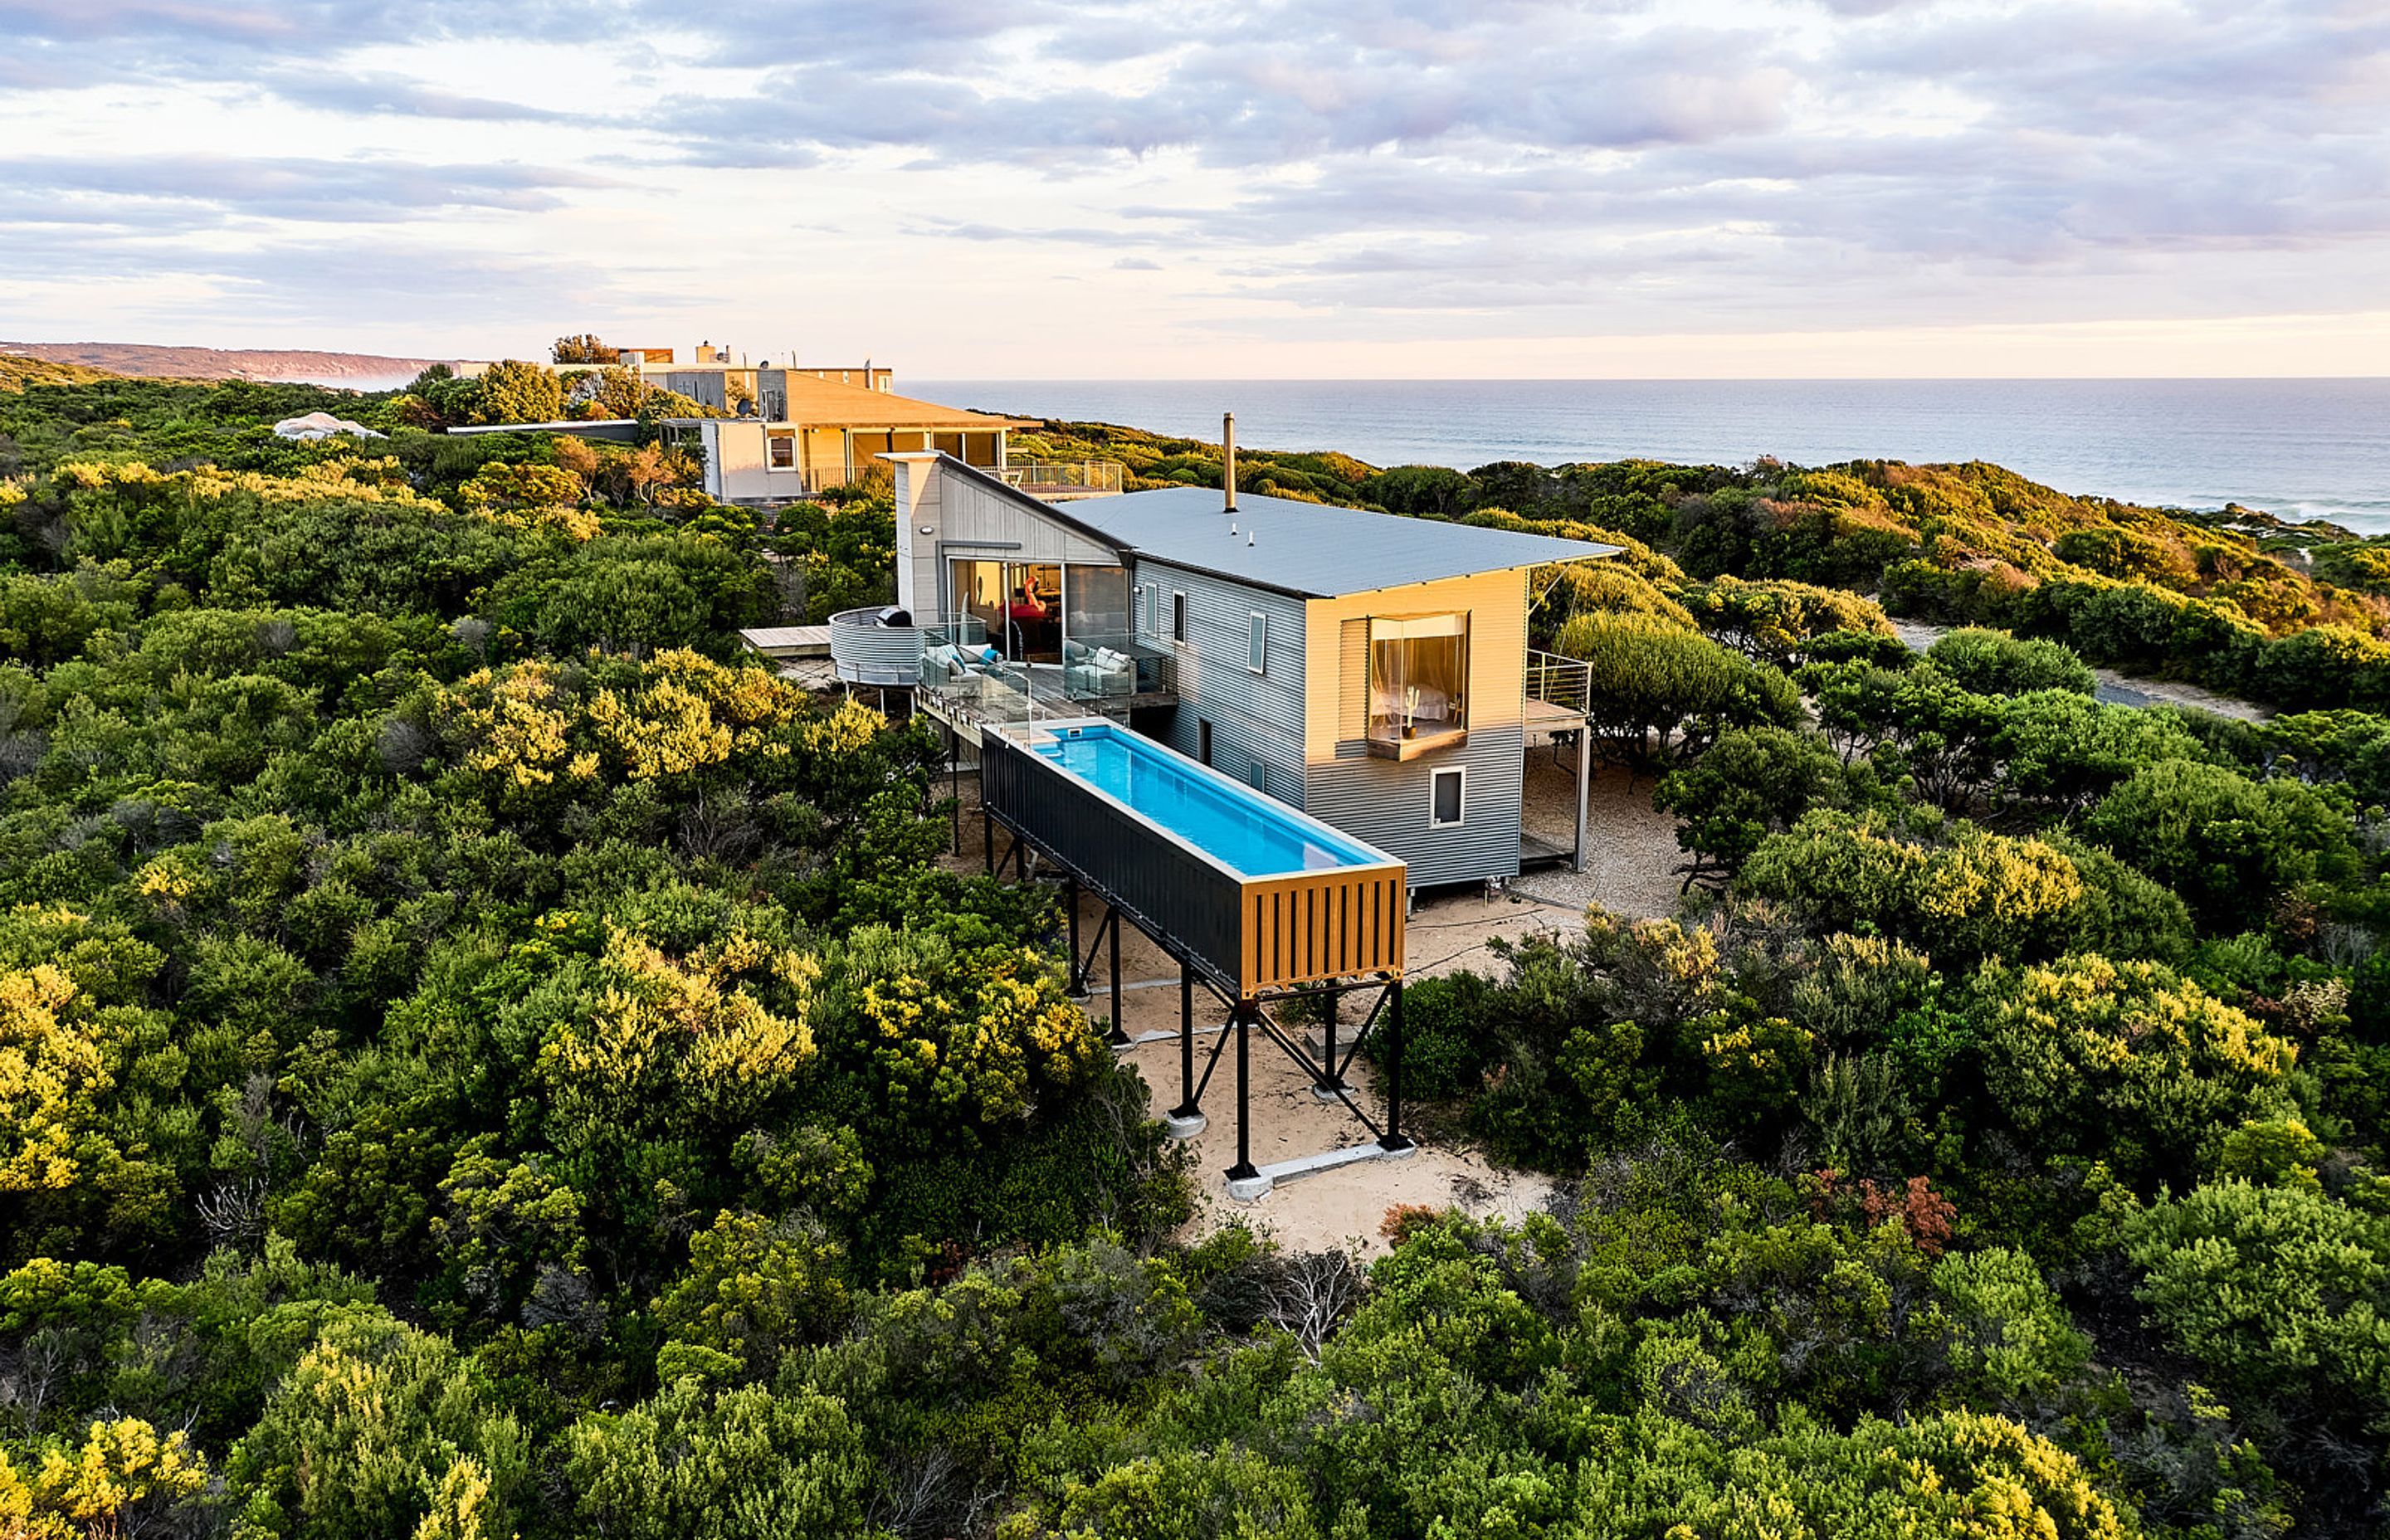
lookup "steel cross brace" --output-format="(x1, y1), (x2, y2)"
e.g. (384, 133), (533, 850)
(1251, 1002), (1385, 1141)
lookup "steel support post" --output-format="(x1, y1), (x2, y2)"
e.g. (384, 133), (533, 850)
(1066, 878), (1082, 996)
(1319, 989), (1347, 1093)
(1382, 981), (1414, 1151)
(1573, 724), (1593, 873)
(1226, 1001), (1261, 1182)
(1107, 908), (1127, 1044)
(1173, 964), (1197, 1118)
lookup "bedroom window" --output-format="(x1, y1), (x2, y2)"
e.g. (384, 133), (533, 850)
(1367, 612), (1468, 760)
(1431, 767), (1466, 828)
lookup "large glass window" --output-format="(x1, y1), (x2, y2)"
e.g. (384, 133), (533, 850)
(1065, 565), (1131, 646)
(1368, 612), (1468, 759)
(954, 559), (1007, 646)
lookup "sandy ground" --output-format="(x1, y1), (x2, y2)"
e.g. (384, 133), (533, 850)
(1509, 751), (1689, 919)
(933, 765), (1682, 1254)
(1106, 885), (1578, 1256)
(1890, 618), (2268, 722)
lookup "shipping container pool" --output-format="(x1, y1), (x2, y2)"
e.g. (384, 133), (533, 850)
(1031, 724), (1376, 877)
(982, 720), (1406, 998)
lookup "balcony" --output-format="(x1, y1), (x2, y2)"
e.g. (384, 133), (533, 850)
(1524, 648), (1592, 732)
(1000, 461), (1124, 500)
(916, 625), (1176, 734)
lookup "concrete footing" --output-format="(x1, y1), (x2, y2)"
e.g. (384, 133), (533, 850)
(1227, 1138), (1413, 1203)
(1161, 1110), (1207, 1140)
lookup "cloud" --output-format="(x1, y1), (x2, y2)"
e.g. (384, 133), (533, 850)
(0, 155), (617, 227)
(0, 0), (2384, 358)
(257, 69), (578, 122)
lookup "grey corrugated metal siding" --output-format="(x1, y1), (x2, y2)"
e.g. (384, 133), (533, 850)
(1305, 726), (1525, 888)
(1136, 561), (1307, 807)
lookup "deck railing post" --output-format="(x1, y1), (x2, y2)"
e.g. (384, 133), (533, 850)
(1227, 1001), (1260, 1183)
(1382, 982), (1413, 1152)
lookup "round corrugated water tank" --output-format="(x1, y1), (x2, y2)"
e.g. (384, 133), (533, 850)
(829, 607), (928, 686)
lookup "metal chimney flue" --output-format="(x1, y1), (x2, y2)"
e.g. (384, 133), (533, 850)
(1222, 412), (1238, 514)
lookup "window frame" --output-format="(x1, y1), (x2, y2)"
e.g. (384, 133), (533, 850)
(1247, 611), (1267, 674)
(1365, 611), (1471, 761)
(1172, 591), (1188, 645)
(1429, 766), (1467, 829)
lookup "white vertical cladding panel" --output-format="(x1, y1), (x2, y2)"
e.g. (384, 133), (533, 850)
(889, 455), (942, 615)
(1134, 559), (1307, 807)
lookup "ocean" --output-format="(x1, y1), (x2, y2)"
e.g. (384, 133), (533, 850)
(914, 378), (2390, 535)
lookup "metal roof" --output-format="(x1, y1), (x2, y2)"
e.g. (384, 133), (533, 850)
(1036, 484), (1621, 598)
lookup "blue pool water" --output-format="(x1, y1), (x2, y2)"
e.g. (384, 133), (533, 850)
(1033, 724), (1377, 877)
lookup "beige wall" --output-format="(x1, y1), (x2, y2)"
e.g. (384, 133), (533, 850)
(709, 421), (812, 503)
(1299, 569), (1529, 763)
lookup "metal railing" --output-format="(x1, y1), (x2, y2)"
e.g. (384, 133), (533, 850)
(1526, 649), (1593, 717)
(794, 463), (870, 495)
(1000, 461), (1124, 498)
(917, 626), (1175, 727)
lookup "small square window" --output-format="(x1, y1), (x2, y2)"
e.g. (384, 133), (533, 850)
(1248, 612), (1267, 674)
(767, 432), (795, 469)
(1430, 767), (1466, 828)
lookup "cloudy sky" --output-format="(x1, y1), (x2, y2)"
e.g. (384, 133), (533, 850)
(2, 0), (2386, 376)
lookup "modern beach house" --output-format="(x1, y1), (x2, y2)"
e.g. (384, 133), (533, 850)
(849, 443), (1617, 892)
(817, 431), (1616, 1196)
(666, 374), (1040, 502)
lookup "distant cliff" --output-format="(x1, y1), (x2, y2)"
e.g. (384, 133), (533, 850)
(0, 340), (466, 387)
